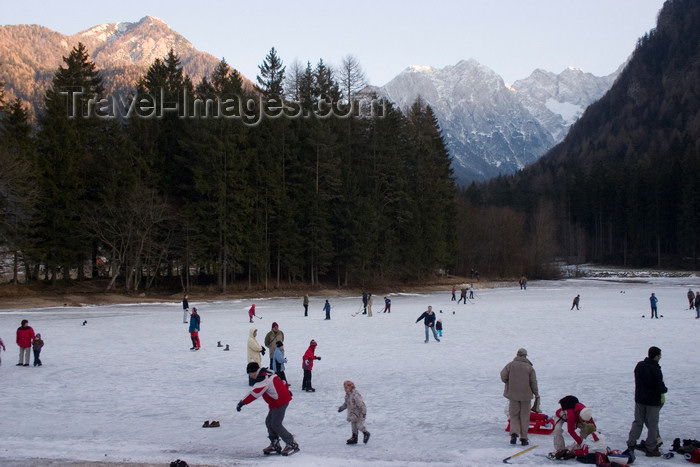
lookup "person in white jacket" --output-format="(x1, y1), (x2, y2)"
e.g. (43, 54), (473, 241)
(338, 380), (370, 445)
(247, 328), (265, 386)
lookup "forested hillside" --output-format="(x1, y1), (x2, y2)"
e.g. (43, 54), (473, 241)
(460, 0), (700, 274)
(0, 45), (456, 291)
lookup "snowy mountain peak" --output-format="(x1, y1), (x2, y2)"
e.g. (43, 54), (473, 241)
(381, 59), (620, 184)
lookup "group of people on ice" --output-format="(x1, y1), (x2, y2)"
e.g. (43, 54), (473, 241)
(501, 345), (668, 466)
(360, 291), (391, 316)
(239, 320), (369, 455)
(0, 319), (44, 368)
(451, 284), (475, 303)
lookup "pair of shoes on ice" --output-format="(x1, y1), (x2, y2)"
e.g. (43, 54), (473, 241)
(303, 387), (316, 392)
(202, 420), (220, 428)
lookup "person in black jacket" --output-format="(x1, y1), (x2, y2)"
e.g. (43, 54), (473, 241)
(625, 346), (667, 460)
(415, 306), (440, 343)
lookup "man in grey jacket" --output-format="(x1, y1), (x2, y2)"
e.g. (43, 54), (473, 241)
(501, 348), (539, 446)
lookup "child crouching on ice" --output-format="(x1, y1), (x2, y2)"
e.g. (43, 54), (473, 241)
(338, 380), (370, 444)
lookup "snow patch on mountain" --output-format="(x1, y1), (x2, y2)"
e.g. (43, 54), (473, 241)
(544, 99), (583, 124)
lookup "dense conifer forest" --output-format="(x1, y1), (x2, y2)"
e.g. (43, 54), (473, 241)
(461, 0), (700, 273)
(0, 46), (458, 291)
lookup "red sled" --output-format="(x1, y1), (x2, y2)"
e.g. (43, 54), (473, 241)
(506, 412), (555, 435)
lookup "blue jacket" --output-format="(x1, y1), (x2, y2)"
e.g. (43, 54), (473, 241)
(650, 296), (658, 308)
(189, 313), (200, 332)
(272, 347), (287, 372)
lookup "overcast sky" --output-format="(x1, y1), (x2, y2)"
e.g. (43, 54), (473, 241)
(5, 0), (666, 86)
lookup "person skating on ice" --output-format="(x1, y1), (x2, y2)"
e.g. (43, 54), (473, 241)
(237, 362), (299, 456)
(301, 339), (321, 392)
(182, 294), (189, 323)
(687, 288), (695, 309)
(415, 306), (440, 342)
(264, 323), (284, 369)
(16, 319), (35, 366)
(32, 333), (44, 367)
(382, 296), (391, 313)
(571, 295), (580, 310)
(188, 308), (201, 350)
(338, 380), (370, 444)
(649, 293), (659, 318)
(247, 328), (265, 386)
(272, 341), (287, 382)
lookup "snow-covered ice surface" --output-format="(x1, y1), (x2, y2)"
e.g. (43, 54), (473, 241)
(1, 274), (699, 466)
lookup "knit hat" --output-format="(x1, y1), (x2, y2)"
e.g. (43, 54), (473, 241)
(310, 339), (317, 346)
(276, 341), (284, 347)
(517, 348), (527, 357)
(191, 307), (197, 313)
(579, 407), (593, 422)
(272, 322), (278, 329)
(343, 380), (355, 390)
(246, 361), (260, 374)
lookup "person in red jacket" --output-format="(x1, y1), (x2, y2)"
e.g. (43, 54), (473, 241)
(237, 362), (299, 456)
(248, 304), (257, 323)
(551, 395), (595, 457)
(302, 339), (322, 392)
(16, 319), (35, 366)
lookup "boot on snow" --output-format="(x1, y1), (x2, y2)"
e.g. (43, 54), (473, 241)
(347, 433), (358, 444)
(363, 431), (370, 444)
(263, 439), (281, 455)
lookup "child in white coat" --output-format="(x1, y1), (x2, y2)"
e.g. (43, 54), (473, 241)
(338, 380), (370, 444)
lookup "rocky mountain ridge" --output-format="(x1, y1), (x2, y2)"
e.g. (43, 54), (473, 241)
(0, 16), (225, 116)
(380, 60), (620, 184)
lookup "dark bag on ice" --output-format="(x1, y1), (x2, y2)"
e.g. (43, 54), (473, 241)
(575, 453), (597, 464)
